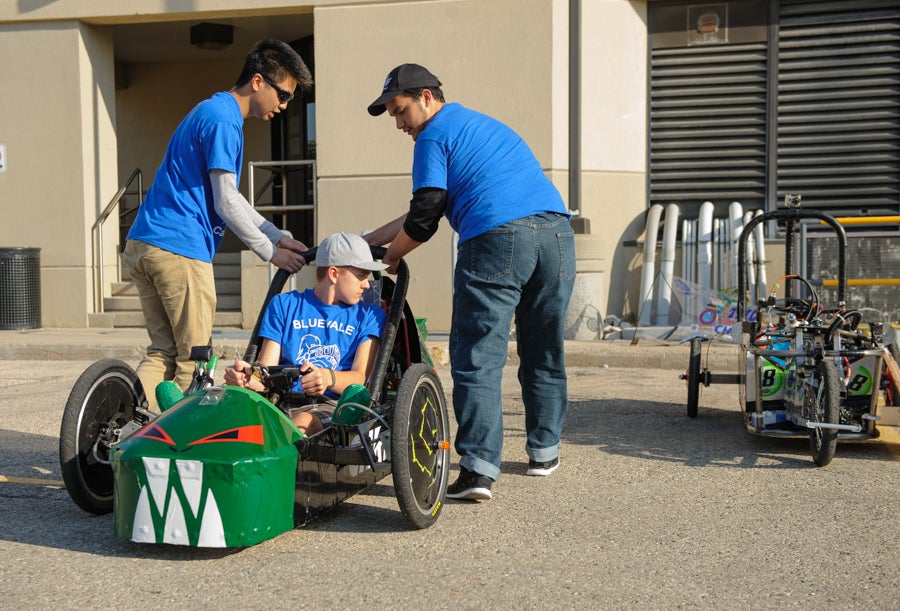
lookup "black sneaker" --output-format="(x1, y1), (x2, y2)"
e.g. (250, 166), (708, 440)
(526, 457), (560, 476)
(446, 467), (493, 501)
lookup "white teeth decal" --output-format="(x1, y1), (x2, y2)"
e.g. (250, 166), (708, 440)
(143, 457), (170, 512)
(197, 491), (226, 548)
(129, 457), (226, 547)
(132, 486), (156, 543)
(176, 460), (203, 516)
(163, 495), (189, 546)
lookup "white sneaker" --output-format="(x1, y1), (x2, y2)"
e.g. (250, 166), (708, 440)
(526, 457), (560, 476)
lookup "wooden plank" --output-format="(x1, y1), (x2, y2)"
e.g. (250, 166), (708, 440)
(881, 349), (900, 406)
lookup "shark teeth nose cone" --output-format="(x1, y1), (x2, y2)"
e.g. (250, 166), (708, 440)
(128, 457), (225, 547)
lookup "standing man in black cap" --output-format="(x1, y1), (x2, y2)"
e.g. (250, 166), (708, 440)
(364, 63), (576, 501)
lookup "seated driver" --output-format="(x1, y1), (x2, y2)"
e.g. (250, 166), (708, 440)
(224, 232), (388, 434)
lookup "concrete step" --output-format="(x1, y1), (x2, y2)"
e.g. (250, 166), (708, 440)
(216, 278), (241, 294)
(213, 252), (241, 264)
(88, 311), (144, 329)
(213, 252), (241, 279)
(103, 295), (241, 312)
(111, 281), (136, 296)
(102, 296), (141, 311)
(214, 311), (243, 327)
(214, 265), (241, 280)
(89, 310), (243, 329)
(96, 251), (244, 329)
(109, 277), (240, 296)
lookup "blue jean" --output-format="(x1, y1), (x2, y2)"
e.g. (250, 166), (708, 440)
(450, 212), (576, 481)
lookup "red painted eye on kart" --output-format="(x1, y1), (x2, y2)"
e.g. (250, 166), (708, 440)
(133, 423), (175, 446)
(188, 425), (264, 446)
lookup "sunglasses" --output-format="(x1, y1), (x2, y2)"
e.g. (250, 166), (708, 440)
(261, 74), (294, 104)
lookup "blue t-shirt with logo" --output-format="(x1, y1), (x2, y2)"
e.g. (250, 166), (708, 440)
(412, 102), (568, 243)
(127, 92), (243, 263)
(258, 289), (387, 396)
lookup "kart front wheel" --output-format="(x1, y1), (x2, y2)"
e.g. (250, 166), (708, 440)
(59, 359), (145, 514)
(808, 360), (840, 467)
(391, 363), (450, 529)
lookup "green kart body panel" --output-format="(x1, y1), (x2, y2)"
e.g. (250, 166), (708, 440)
(111, 386), (302, 548)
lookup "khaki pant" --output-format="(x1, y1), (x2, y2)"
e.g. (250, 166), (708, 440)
(122, 240), (216, 408)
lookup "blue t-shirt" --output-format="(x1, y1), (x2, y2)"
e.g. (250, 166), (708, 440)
(258, 289), (387, 396)
(412, 102), (568, 243)
(127, 92), (244, 263)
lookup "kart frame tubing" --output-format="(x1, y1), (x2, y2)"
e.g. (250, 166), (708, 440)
(736, 208), (847, 322)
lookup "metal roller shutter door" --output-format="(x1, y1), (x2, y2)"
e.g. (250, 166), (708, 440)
(776, 0), (900, 216)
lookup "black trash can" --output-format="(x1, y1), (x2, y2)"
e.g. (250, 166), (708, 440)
(0, 247), (41, 330)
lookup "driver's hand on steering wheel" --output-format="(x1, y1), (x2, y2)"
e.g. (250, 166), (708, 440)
(224, 360), (265, 392)
(299, 362), (333, 397)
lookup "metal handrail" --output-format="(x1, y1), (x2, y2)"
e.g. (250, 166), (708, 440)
(93, 168), (142, 313)
(91, 161), (315, 315)
(248, 159), (317, 218)
(249, 159), (317, 292)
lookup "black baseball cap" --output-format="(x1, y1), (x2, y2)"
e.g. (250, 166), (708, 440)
(367, 63), (442, 116)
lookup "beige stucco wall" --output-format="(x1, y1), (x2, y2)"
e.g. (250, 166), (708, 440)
(314, 0), (650, 333)
(316, 0), (558, 333)
(1, 0), (652, 330)
(576, 0), (649, 323)
(0, 1), (360, 23)
(0, 21), (117, 327)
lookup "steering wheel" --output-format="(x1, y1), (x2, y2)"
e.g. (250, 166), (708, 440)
(247, 364), (302, 407)
(764, 274), (819, 321)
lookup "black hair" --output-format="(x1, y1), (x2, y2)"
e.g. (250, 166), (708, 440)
(404, 86), (445, 103)
(234, 38), (313, 92)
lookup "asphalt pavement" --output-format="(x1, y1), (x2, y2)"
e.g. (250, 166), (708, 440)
(1, 328), (897, 609)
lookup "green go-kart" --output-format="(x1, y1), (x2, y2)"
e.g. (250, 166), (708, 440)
(59, 246), (451, 547)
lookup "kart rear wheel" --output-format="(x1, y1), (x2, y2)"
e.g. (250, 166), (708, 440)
(391, 363), (450, 529)
(59, 359), (144, 514)
(686, 338), (702, 418)
(808, 360), (840, 467)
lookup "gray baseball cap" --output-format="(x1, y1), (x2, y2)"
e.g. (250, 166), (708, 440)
(317, 232), (388, 271)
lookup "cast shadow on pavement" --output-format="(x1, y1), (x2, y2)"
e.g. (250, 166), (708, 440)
(0, 429), (237, 558)
(557, 399), (894, 469)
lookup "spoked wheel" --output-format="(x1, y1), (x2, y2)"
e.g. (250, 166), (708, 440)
(808, 360), (840, 467)
(390, 363), (451, 529)
(685, 338), (702, 418)
(59, 359), (145, 514)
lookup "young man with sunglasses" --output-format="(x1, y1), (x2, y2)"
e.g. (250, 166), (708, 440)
(123, 38), (313, 408)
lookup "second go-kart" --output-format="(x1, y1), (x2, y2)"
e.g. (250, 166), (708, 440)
(682, 195), (894, 466)
(59, 246), (451, 547)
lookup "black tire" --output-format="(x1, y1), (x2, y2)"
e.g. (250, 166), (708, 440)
(390, 363), (450, 529)
(808, 360), (840, 467)
(59, 359), (144, 514)
(686, 338), (702, 418)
